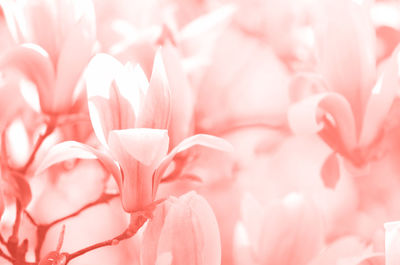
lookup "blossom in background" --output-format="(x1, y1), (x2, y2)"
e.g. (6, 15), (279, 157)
(0, 0), (398, 264)
(288, 0), (400, 187)
(0, 0), (96, 115)
(233, 192), (324, 265)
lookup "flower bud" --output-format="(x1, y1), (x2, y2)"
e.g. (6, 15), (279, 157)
(141, 191), (221, 265)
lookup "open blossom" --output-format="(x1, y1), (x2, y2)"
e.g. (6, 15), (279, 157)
(36, 49), (232, 213)
(141, 191), (221, 265)
(0, 0), (96, 115)
(288, 0), (400, 187)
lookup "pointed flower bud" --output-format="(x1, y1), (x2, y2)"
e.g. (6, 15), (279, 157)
(141, 191), (221, 265)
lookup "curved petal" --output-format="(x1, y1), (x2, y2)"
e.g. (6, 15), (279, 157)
(316, 0), (376, 126)
(179, 4), (236, 58)
(85, 53), (123, 99)
(321, 152), (340, 189)
(161, 43), (194, 149)
(359, 46), (400, 147)
(385, 221), (400, 265)
(289, 72), (329, 102)
(136, 49), (171, 130)
(108, 129), (169, 212)
(53, 13), (95, 113)
(108, 129), (169, 167)
(0, 190), (3, 221)
(155, 252), (172, 265)
(85, 53), (123, 145)
(154, 134), (233, 197)
(35, 141), (121, 189)
(0, 44), (55, 110)
(143, 192), (221, 265)
(0, 0), (24, 42)
(88, 97), (114, 147)
(240, 192), (264, 251)
(288, 92), (357, 153)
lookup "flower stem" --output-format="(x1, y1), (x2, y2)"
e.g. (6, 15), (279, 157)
(32, 193), (118, 262)
(64, 214), (147, 264)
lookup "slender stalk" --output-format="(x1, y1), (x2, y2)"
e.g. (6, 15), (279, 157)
(33, 193), (119, 262)
(64, 214), (147, 264)
(19, 121), (56, 173)
(0, 248), (14, 263)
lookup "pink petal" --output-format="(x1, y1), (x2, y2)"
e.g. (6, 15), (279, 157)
(359, 45), (400, 147)
(161, 43), (194, 149)
(288, 92), (357, 153)
(141, 199), (174, 265)
(53, 10), (95, 113)
(0, 191), (3, 222)
(258, 193), (324, 265)
(20, 0), (58, 60)
(88, 96), (115, 147)
(385, 221), (400, 265)
(108, 80), (136, 130)
(143, 192), (221, 265)
(289, 72), (329, 102)
(86, 53), (124, 145)
(240, 192), (264, 251)
(0, 44), (55, 111)
(155, 252), (173, 265)
(309, 236), (370, 265)
(179, 5), (236, 58)
(160, 192), (221, 265)
(35, 141), (121, 189)
(108, 129), (169, 167)
(154, 134), (233, 197)
(136, 49), (171, 130)
(107, 129), (169, 212)
(316, 0), (376, 127)
(111, 63), (148, 128)
(321, 152), (340, 189)
(86, 53), (123, 99)
(0, 0), (24, 43)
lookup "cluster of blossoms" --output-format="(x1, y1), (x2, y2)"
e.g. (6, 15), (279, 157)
(0, 0), (399, 264)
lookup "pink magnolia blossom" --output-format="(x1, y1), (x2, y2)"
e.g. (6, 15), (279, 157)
(141, 191), (221, 265)
(288, 0), (400, 187)
(0, 0), (96, 115)
(36, 49), (232, 213)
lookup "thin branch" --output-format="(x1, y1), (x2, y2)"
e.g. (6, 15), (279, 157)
(10, 200), (22, 243)
(64, 214), (147, 264)
(19, 121), (56, 173)
(48, 193), (118, 228)
(0, 248), (14, 263)
(0, 234), (6, 246)
(23, 210), (37, 227)
(34, 193), (119, 262)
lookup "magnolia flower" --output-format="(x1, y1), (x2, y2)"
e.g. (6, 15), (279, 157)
(0, 0), (96, 115)
(35, 49), (232, 213)
(141, 191), (221, 265)
(233, 192), (324, 265)
(288, 0), (400, 187)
